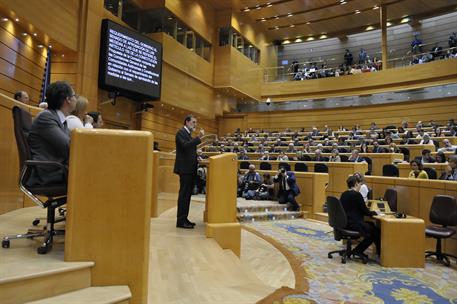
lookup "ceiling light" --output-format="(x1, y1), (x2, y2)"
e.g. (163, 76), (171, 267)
(283, 40), (291, 44)
(275, 15), (279, 19)
(267, 3), (272, 7)
(290, 24), (295, 27)
(48, 45), (52, 48)
(373, 5), (379, 9)
(37, 44), (43, 48)
(307, 37), (315, 41)
(243, 7), (250, 12)
(14, 18), (19, 22)
(21, 32), (28, 36)
(255, 5), (261, 10)
(1, 17), (8, 22)
(274, 26), (279, 30)
(33, 33), (37, 36)
(61, 54), (65, 57)
(355, 10), (361, 14)
(340, 1), (347, 4)
(167, 17), (173, 20)
(365, 26), (375, 31)
(295, 38), (303, 43)
(319, 35), (327, 39)
(287, 13), (293, 17)
(306, 21), (311, 24)
(386, 21), (392, 26)
(400, 17), (410, 23)
(260, 18), (266, 22)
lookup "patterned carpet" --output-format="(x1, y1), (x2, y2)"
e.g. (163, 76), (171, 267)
(245, 219), (457, 304)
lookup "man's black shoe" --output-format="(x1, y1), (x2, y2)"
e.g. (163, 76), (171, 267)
(186, 219), (196, 226)
(176, 222), (194, 229)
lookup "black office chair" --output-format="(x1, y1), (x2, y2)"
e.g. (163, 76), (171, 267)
(2, 106), (67, 254)
(294, 162), (308, 172)
(301, 155), (312, 161)
(383, 188), (398, 212)
(367, 188), (373, 200)
(340, 155), (349, 162)
(364, 157), (372, 175)
(326, 196), (367, 264)
(278, 162), (291, 171)
(382, 164), (399, 177)
(399, 147), (410, 161)
(423, 167), (437, 180)
(314, 163), (329, 173)
(259, 162), (272, 170)
(240, 161), (251, 169)
(425, 195), (457, 266)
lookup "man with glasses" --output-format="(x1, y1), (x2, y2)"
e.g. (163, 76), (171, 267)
(27, 81), (77, 186)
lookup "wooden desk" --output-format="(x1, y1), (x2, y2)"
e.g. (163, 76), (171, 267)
(374, 214), (425, 268)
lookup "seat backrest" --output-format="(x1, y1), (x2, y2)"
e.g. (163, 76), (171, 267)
(382, 164), (399, 177)
(302, 155), (312, 161)
(364, 157), (372, 174)
(259, 162), (272, 170)
(423, 167), (437, 180)
(340, 155), (349, 162)
(383, 188), (397, 212)
(12, 106), (33, 172)
(314, 163), (329, 173)
(399, 147), (410, 161)
(327, 196), (347, 229)
(278, 162), (291, 171)
(240, 161), (251, 169)
(430, 195), (457, 227)
(294, 162), (308, 172)
(367, 188), (373, 200)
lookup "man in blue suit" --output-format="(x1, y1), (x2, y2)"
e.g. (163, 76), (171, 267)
(274, 167), (300, 211)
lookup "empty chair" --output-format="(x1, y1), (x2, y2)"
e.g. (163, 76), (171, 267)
(278, 162), (291, 171)
(423, 167), (437, 180)
(294, 162), (308, 172)
(340, 155), (349, 162)
(240, 161), (251, 169)
(259, 162), (272, 170)
(425, 195), (457, 266)
(2, 106), (67, 254)
(382, 164), (399, 177)
(326, 196), (367, 264)
(399, 147), (410, 161)
(383, 188), (398, 212)
(314, 163), (329, 173)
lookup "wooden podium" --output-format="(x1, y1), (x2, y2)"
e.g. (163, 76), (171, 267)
(205, 153), (240, 256)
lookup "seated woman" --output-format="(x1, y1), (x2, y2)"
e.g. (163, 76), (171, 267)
(329, 149), (341, 162)
(435, 151), (447, 163)
(66, 96), (93, 130)
(353, 172), (369, 202)
(340, 176), (380, 257)
(408, 160), (429, 179)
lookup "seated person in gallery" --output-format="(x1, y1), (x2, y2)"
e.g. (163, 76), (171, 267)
(259, 151), (276, 161)
(408, 160), (429, 179)
(419, 133), (433, 145)
(277, 151), (289, 161)
(349, 149), (365, 162)
(340, 176), (380, 257)
(255, 144), (266, 153)
(242, 165), (261, 200)
(273, 167), (300, 211)
(293, 150), (308, 161)
(371, 141), (382, 153)
(440, 156), (457, 181)
(419, 149), (436, 164)
(237, 149), (249, 160)
(286, 143), (296, 153)
(438, 139), (457, 153)
(256, 173), (274, 200)
(314, 149), (328, 162)
(87, 111), (103, 128)
(329, 149), (341, 162)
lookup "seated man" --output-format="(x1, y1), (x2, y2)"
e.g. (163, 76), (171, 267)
(438, 139), (456, 153)
(27, 81), (76, 186)
(371, 141), (382, 153)
(237, 149), (249, 160)
(286, 142), (296, 153)
(314, 149), (328, 162)
(340, 176), (380, 257)
(242, 164), (261, 200)
(440, 156), (457, 181)
(293, 150), (308, 161)
(349, 149), (365, 162)
(419, 149), (436, 164)
(273, 167), (300, 211)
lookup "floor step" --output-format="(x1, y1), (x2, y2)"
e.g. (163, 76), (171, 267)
(237, 204), (292, 213)
(237, 210), (307, 222)
(314, 212), (329, 223)
(26, 286), (132, 304)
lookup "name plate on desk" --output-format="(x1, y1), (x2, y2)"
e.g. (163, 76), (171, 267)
(367, 199), (392, 214)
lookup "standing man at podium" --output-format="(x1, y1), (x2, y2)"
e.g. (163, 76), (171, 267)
(174, 115), (204, 229)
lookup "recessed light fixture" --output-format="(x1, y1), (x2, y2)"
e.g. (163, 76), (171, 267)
(283, 40), (291, 44)
(61, 54), (65, 57)
(167, 17), (173, 20)
(275, 15), (279, 19)
(243, 7), (250, 12)
(355, 10), (361, 14)
(290, 24), (295, 27)
(365, 25), (375, 31)
(21, 32), (28, 36)
(319, 35), (327, 39)
(306, 37), (315, 41)
(33, 33), (37, 36)
(287, 13), (293, 17)
(274, 26), (279, 30)
(400, 17), (410, 23)
(1, 17), (8, 22)
(306, 21), (311, 25)
(386, 21), (392, 26)
(267, 3), (272, 7)
(14, 18), (19, 22)
(295, 38), (303, 43)
(37, 44), (43, 48)
(373, 5), (379, 9)
(255, 5), (261, 9)
(48, 45), (52, 48)
(340, 1), (347, 5)
(260, 18), (266, 22)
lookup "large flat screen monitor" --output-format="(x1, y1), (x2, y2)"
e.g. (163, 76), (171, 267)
(99, 19), (162, 100)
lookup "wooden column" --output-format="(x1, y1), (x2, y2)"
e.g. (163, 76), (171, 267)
(380, 5), (388, 70)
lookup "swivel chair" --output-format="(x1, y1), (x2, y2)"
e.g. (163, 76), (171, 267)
(294, 162), (308, 172)
(240, 161), (251, 170)
(259, 162), (272, 170)
(2, 106), (67, 254)
(425, 195), (457, 266)
(383, 188), (398, 212)
(278, 162), (291, 171)
(382, 164), (399, 177)
(314, 163), (329, 173)
(326, 196), (367, 264)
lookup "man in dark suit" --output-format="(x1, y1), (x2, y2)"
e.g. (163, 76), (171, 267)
(174, 115), (204, 229)
(27, 81), (76, 186)
(273, 167), (300, 211)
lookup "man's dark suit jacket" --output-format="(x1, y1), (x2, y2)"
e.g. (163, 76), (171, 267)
(27, 109), (70, 186)
(173, 127), (201, 175)
(273, 171), (300, 196)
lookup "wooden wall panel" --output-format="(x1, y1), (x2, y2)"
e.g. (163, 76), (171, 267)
(0, 0), (80, 51)
(219, 97), (457, 132)
(51, 52), (78, 89)
(262, 58), (457, 100)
